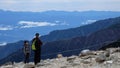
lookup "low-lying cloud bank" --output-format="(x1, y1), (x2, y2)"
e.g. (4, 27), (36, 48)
(0, 21), (69, 31)
(18, 21), (58, 28)
(0, 25), (13, 31)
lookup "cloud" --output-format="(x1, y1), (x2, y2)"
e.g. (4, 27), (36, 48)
(0, 21), (69, 30)
(55, 21), (69, 26)
(0, 42), (7, 46)
(18, 21), (58, 28)
(81, 20), (96, 25)
(0, 25), (13, 31)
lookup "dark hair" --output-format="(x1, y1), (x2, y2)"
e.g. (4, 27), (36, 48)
(35, 33), (39, 36)
(24, 40), (29, 43)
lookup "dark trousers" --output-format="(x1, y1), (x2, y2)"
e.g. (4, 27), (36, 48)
(24, 53), (29, 63)
(34, 50), (41, 65)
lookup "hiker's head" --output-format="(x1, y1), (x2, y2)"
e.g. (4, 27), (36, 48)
(35, 33), (39, 38)
(24, 40), (29, 45)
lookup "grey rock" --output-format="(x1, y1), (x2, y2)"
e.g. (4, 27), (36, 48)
(61, 66), (67, 68)
(79, 49), (96, 57)
(57, 54), (63, 58)
(81, 59), (91, 64)
(95, 54), (106, 63)
(23, 64), (35, 68)
(104, 51), (110, 57)
(67, 56), (76, 63)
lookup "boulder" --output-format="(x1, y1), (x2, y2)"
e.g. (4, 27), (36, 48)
(23, 64), (35, 68)
(67, 56), (76, 63)
(79, 49), (96, 57)
(81, 59), (91, 64)
(57, 54), (63, 58)
(95, 54), (106, 63)
(104, 51), (110, 57)
(104, 60), (113, 64)
(107, 48), (120, 54)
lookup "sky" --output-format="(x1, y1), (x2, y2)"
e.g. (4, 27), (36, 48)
(0, 0), (120, 12)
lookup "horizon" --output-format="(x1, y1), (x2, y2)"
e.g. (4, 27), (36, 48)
(1, 9), (120, 12)
(0, 0), (120, 12)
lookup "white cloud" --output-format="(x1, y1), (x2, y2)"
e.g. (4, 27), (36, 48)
(81, 20), (96, 25)
(55, 21), (69, 26)
(18, 21), (58, 28)
(0, 42), (7, 46)
(0, 21), (69, 30)
(0, 25), (13, 31)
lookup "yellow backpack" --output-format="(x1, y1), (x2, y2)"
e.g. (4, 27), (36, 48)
(32, 40), (36, 50)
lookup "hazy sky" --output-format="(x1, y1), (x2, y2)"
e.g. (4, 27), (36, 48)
(0, 0), (120, 12)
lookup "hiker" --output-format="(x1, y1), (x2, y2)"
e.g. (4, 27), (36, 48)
(32, 33), (43, 65)
(23, 40), (30, 64)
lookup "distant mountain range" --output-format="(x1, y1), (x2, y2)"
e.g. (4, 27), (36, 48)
(41, 23), (120, 58)
(41, 17), (120, 42)
(0, 16), (120, 65)
(0, 41), (23, 59)
(1, 10), (120, 43)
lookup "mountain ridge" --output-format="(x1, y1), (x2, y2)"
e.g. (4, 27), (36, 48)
(41, 17), (120, 42)
(0, 16), (120, 64)
(1, 19), (120, 64)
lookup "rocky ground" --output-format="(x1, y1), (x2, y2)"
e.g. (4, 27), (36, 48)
(0, 48), (120, 68)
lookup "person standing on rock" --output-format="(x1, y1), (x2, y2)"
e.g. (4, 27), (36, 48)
(32, 33), (43, 65)
(23, 40), (30, 64)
